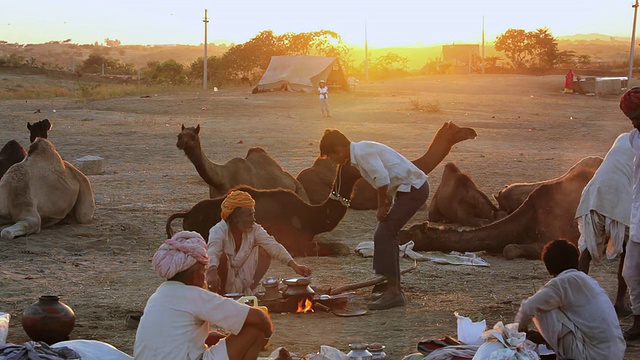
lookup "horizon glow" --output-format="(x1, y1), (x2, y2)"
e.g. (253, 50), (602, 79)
(1, 0), (635, 47)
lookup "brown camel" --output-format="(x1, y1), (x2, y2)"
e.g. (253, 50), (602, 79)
(398, 162), (598, 260)
(0, 140), (27, 180)
(428, 163), (507, 227)
(166, 164), (362, 256)
(177, 124), (309, 201)
(297, 121), (478, 209)
(0, 138), (95, 240)
(493, 156), (603, 214)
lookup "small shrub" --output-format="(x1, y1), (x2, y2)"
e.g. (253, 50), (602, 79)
(409, 97), (441, 113)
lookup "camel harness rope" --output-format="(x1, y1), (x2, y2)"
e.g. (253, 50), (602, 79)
(329, 164), (351, 208)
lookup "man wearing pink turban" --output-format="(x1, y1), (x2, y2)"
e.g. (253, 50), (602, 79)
(621, 87), (640, 340)
(133, 231), (273, 360)
(206, 190), (311, 295)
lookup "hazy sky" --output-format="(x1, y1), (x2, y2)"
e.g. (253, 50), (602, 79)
(1, 1), (636, 47)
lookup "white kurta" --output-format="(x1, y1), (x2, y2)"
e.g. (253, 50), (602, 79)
(208, 221), (294, 294)
(133, 281), (250, 360)
(515, 269), (625, 360)
(349, 140), (427, 197)
(575, 133), (633, 261)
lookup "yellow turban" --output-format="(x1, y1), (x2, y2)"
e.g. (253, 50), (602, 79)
(221, 190), (256, 221)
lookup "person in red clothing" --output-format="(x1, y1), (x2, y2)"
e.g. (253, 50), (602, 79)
(564, 69), (575, 94)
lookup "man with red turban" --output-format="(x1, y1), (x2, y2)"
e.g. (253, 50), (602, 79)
(206, 190), (311, 295)
(620, 86), (640, 340)
(134, 231), (272, 360)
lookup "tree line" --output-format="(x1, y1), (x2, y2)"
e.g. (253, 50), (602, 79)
(0, 27), (619, 84)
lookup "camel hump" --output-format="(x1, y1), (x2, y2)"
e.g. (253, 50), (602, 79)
(246, 147), (268, 156)
(166, 212), (188, 238)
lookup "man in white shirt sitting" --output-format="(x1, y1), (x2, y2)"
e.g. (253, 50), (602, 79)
(320, 129), (429, 310)
(515, 239), (625, 360)
(133, 231), (272, 360)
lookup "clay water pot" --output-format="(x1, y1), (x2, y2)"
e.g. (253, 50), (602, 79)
(22, 295), (76, 344)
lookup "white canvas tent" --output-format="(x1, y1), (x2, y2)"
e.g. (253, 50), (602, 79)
(253, 55), (348, 93)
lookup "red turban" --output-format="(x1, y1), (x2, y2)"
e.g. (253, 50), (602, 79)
(620, 87), (640, 120)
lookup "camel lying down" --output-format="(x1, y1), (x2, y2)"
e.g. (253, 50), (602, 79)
(494, 156), (603, 214)
(398, 163), (598, 260)
(0, 138), (95, 240)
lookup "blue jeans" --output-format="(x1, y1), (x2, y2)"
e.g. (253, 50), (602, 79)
(373, 181), (430, 282)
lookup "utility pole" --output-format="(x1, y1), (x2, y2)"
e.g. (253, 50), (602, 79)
(364, 19), (369, 82)
(481, 16), (485, 75)
(203, 9), (209, 91)
(629, 0), (639, 81)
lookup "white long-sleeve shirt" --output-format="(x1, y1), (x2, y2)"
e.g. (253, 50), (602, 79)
(349, 140), (427, 198)
(515, 269), (625, 360)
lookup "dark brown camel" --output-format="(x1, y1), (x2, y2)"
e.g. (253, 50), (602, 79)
(177, 125), (309, 201)
(166, 164), (362, 256)
(428, 163), (507, 227)
(0, 140), (27, 179)
(493, 156), (603, 214)
(297, 121), (478, 209)
(398, 164), (598, 260)
(27, 119), (52, 143)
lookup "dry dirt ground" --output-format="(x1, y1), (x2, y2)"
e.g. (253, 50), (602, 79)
(1, 73), (639, 359)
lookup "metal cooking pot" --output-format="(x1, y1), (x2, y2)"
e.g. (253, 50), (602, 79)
(281, 277), (315, 298)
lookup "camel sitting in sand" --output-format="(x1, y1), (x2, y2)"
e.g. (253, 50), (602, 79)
(428, 163), (506, 227)
(493, 156), (603, 214)
(1, 120), (54, 179)
(398, 158), (599, 260)
(27, 119), (52, 143)
(297, 121), (477, 209)
(177, 125), (309, 201)
(166, 164), (362, 256)
(0, 138), (95, 240)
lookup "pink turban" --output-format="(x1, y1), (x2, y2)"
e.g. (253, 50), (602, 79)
(620, 87), (640, 120)
(152, 231), (209, 279)
(221, 190), (255, 221)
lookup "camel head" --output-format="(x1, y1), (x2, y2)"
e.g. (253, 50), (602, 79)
(27, 119), (52, 143)
(177, 124), (201, 150)
(433, 121), (477, 146)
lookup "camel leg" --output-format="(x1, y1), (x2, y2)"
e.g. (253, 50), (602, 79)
(1, 221), (28, 240)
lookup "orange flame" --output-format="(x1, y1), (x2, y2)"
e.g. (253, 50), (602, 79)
(296, 298), (314, 313)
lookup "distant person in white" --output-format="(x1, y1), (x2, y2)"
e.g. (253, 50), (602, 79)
(318, 79), (331, 117)
(515, 239), (625, 360)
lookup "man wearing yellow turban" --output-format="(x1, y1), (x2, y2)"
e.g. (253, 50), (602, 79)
(134, 231), (273, 360)
(206, 190), (311, 295)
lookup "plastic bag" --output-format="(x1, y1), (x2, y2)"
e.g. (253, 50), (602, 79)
(454, 311), (487, 345)
(471, 322), (539, 360)
(0, 312), (10, 344)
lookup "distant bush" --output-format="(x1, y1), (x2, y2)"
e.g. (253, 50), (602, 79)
(143, 60), (188, 85)
(0, 54), (26, 67)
